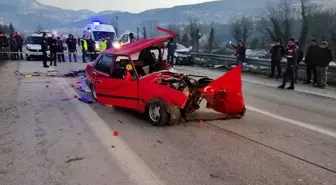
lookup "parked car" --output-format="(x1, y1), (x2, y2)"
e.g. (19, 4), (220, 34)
(173, 43), (194, 65)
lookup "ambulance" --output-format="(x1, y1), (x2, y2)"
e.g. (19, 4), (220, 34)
(83, 22), (117, 51)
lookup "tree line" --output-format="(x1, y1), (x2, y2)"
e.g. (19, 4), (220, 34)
(0, 23), (16, 35)
(136, 0), (336, 55)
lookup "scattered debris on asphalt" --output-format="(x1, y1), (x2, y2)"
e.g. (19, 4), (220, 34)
(78, 96), (94, 104)
(65, 157), (84, 163)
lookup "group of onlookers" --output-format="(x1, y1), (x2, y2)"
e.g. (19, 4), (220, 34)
(0, 32), (24, 61)
(269, 39), (332, 89)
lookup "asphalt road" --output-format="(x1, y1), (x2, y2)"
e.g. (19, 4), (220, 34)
(0, 60), (335, 185)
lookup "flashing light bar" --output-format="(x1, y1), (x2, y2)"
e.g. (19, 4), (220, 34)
(93, 21), (100, 25)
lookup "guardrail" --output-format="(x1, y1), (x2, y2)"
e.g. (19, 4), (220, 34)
(191, 52), (336, 73)
(191, 52), (336, 84)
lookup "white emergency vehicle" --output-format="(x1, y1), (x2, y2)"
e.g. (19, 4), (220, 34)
(25, 31), (54, 61)
(83, 22), (117, 51)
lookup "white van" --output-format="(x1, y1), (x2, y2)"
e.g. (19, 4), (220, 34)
(25, 32), (53, 60)
(83, 22), (116, 51)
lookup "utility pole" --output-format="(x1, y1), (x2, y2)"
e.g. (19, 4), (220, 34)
(115, 16), (119, 37)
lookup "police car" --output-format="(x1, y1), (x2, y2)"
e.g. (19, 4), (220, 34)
(83, 22), (117, 51)
(25, 31), (52, 61)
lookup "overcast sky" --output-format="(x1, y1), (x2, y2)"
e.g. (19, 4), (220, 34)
(37, 0), (217, 13)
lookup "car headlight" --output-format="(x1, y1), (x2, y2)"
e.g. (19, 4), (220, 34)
(95, 43), (100, 50)
(26, 46), (31, 50)
(113, 42), (121, 48)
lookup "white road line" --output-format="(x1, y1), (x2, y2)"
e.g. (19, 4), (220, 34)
(175, 67), (336, 138)
(175, 67), (336, 99)
(246, 105), (336, 139)
(55, 77), (166, 185)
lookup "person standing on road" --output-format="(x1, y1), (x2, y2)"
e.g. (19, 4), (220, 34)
(87, 37), (96, 61)
(49, 34), (58, 66)
(294, 41), (304, 83)
(316, 41), (333, 89)
(99, 37), (107, 51)
(268, 40), (285, 79)
(41, 33), (49, 68)
(80, 35), (88, 63)
(9, 34), (17, 61)
(278, 38), (298, 90)
(0, 32), (7, 61)
(66, 34), (77, 62)
(57, 37), (65, 62)
(232, 40), (246, 68)
(166, 38), (176, 67)
(106, 36), (112, 49)
(304, 39), (319, 85)
(14, 32), (23, 60)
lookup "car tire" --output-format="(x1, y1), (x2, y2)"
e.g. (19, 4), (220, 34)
(90, 84), (97, 101)
(26, 57), (30, 61)
(168, 105), (181, 126)
(148, 100), (169, 126)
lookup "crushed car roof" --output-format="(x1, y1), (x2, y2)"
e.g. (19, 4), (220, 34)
(103, 27), (175, 56)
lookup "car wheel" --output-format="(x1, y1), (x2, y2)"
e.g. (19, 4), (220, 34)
(148, 100), (169, 126)
(90, 84), (97, 101)
(26, 57), (30, 61)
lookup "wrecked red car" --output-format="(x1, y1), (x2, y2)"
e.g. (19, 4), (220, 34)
(85, 27), (245, 126)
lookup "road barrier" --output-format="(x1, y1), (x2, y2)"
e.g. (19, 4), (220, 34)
(191, 52), (336, 84)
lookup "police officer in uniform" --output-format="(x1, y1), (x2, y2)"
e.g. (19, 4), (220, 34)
(278, 38), (298, 90)
(100, 37), (107, 51)
(80, 35), (88, 63)
(41, 33), (49, 68)
(49, 34), (58, 66)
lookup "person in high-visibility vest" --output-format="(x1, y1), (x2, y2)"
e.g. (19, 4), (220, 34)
(80, 35), (88, 63)
(100, 37), (107, 51)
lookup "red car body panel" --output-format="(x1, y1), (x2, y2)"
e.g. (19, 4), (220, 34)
(199, 65), (245, 115)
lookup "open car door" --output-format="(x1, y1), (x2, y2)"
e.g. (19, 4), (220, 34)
(198, 65), (245, 115)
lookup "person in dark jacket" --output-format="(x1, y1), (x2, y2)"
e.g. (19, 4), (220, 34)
(57, 37), (65, 62)
(49, 34), (58, 66)
(129, 33), (136, 43)
(294, 41), (304, 83)
(0, 32), (8, 61)
(41, 33), (49, 68)
(269, 40), (285, 78)
(87, 37), (96, 61)
(316, 41), (332, 88)
(9, 34), (17, 60)
(278, 38), (298, 90)
(166, 38), (176, 67)
(66, 34), (77, 62)
(304, 39), (320, 85)
(14, 32), (24, 60)
(232, 40), (246, 68)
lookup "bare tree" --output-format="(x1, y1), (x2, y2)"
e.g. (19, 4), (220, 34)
(187, 18), (203, 52)
(207, 24), (215, 52)
(230, 17), (251, 44)
(231, 21), (242, 41)
(140, 21), (147, 39)
(167, 23), (181, 42)
(261, 0), (294, 45)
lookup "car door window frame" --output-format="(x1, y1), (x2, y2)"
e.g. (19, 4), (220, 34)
(94, 54), (114, 75)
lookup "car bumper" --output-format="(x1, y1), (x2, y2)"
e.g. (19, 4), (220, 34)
(26, 50), (50, 58)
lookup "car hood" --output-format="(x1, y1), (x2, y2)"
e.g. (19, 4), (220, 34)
(26, 44), (41, 50)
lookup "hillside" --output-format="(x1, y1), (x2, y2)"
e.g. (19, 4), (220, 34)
(0, 0), (277, 31)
